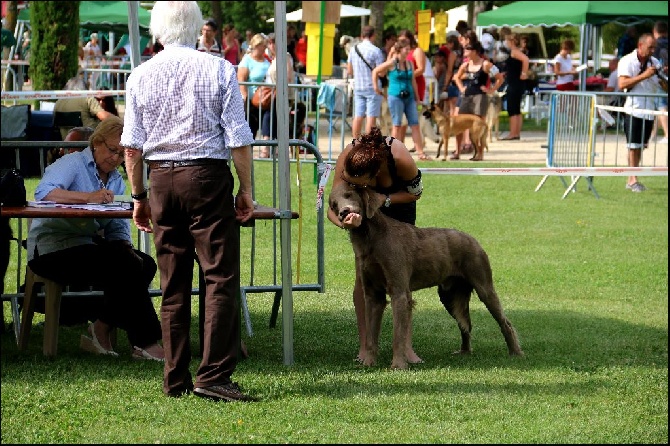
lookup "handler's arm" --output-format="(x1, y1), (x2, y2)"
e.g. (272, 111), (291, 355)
(387, 139), (422, 206)
(125, 147), (152, 233)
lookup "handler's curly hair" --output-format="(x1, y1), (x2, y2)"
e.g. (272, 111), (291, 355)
(344, 127), (387, 180)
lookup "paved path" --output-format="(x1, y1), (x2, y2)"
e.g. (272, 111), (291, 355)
(308, 120), (668, 167)
(308, 120), (548, 165)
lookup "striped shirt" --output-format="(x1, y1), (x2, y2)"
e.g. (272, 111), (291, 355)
(121, 44), (254, 161)
(347, 39), (385, 91)
(27, 147), (129, 261)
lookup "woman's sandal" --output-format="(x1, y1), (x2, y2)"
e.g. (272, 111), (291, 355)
(418, 153), (433, 161)
(450, 153), (460, 160)
(132, 345), (165, 362)
(80, 323), (119, 357)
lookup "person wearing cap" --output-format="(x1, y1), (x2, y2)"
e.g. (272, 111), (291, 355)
(481, 30), (496, 60)
(84, 33), (102, 59)
(83, 33), (103, 88)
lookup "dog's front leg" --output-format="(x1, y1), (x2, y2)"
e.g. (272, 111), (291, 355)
(442, 122), (450, 161)
(363, 290), (386, 367)
(389, 291), (412, 370)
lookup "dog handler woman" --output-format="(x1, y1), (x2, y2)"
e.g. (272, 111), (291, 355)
(327, 126), (424, 365)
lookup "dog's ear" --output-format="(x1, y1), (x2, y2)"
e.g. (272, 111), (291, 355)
(362, 189), (385, 219)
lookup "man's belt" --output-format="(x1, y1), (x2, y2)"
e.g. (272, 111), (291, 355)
(146, 159), (228, 169)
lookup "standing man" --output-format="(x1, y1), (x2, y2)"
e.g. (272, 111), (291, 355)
(618, 33), (662, 193)
(347, 25), (385, 138)
(121, 1), (257, 402)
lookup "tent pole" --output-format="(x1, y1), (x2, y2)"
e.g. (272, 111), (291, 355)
(316, 1), (326, 84)
(274, 0), (295, 367)
(126, 1), (151, 253)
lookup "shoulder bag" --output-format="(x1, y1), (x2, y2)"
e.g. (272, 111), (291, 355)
(355, 44), (388, 88)
(252, 85), (276, 110)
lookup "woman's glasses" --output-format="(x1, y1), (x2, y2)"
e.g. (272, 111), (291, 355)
(102, 141), (124, 157)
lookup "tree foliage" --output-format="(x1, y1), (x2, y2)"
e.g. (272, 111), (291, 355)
(29, 1), (80, 91)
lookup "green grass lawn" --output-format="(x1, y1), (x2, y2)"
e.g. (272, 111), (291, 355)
(1, 160), (668, 444)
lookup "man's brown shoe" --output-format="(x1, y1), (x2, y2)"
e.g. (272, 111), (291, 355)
(194, 382), (258, 402)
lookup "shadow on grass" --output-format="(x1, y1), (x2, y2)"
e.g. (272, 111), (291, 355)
(2, 306), (666, 394)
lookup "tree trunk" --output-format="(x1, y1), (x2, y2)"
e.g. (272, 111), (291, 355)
(470, 1), (495, 29)
(369, 1), (385, 48)
(211, 1), (223, 45)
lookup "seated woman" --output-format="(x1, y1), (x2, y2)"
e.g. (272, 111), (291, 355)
(26, 116), (164, 361)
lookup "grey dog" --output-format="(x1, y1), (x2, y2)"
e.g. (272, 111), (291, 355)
(329, 183), (524, 369)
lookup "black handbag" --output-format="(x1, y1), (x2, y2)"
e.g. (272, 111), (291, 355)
(0, 168), (27, 207)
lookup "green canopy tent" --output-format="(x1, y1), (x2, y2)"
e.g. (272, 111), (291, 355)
(476, 1), (668, 89)
(17, 1), (151, 34)
(477, 1), (667, 28)
(113, 34), (151, 56)
(16, 1), (151, 63)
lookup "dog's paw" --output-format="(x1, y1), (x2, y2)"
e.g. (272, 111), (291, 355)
(452, 349), (472, 355)
(362, 358), (376, 367)
(390, 359), (409, 370)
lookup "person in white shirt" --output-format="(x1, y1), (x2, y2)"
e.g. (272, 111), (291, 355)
(618, 33), (663, 192)
(347, 25), (385, 138)
(83, 33), (103, 88)
(552, 39), (577, 91)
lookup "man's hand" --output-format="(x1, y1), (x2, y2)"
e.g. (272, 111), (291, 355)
(235, 191), (254, 223)
(133, 200), (153, 233)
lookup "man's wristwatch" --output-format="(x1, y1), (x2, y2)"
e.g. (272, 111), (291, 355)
(131, 190), (148, 201)
(384, 195), (391, 208)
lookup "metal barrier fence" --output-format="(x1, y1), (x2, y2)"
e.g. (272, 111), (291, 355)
(537, 90), (668, 198)
(239, 80), (350, 162)
(0, 139), (328, 343)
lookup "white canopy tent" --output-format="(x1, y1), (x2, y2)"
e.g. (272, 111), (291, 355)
(267, 4), (370, 23)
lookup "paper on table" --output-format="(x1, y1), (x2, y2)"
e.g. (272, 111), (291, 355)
(575, 64), (587, 72)
(27, 201), (57, 207)
(55, 202), (132, 211)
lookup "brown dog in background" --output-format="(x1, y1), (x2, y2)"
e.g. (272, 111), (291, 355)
(486, 90), (504, 142)
(422, 103), (489, 162)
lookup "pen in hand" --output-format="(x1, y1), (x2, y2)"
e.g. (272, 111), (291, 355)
(97, 178), (114, 204)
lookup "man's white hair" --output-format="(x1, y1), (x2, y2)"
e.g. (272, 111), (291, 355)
(150, 1), (202, 47)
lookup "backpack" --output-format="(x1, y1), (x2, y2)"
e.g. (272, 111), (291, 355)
(0, 168), (27, 207)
